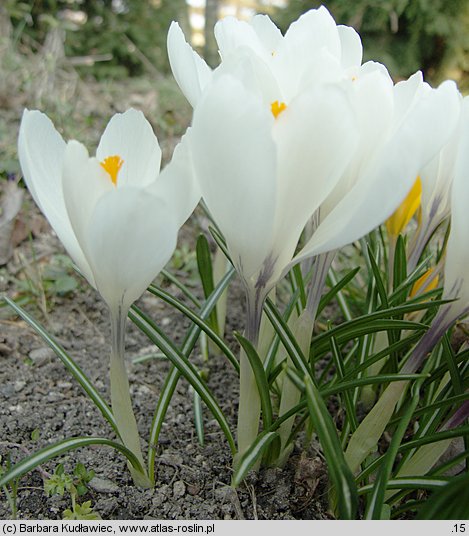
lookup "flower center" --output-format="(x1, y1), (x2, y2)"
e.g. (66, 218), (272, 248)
(100, 155), (124, 186)
(271, 100), (287, 119)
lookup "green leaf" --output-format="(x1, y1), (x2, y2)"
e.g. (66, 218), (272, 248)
(193, 389), (205, 447)
(365, 380), (423, 519)
(53, 275), (78, 295)
(312, 304), (436, 357)
(398, 424), (469, 452)
(235, 333), (273, 429)
(358, 476), (449, 495)
(232, 431), (279, 487)
(322, 373), (427, 397)
(3, 297), (117, 436)
(129, 306), (236, 456)
(367, 243), (388, 308)
(63, 500), (101, 520)
(196, 234), (219, 333)
(329, 336), (358, 431)
(0, 437), (145, 488)
(145, 267), (235, 482)
(147, 283), (238, 373)
(317, 267), (360, 318)
(160, 269), (200, 308)
(393, 235), (408, 295)
(417, 471), (469, 519)
(264, 298), (314, 383)
(304, 377), (358, 520)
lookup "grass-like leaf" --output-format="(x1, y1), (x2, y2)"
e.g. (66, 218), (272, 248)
(3, 296), (117, 435)
(161, 269), (201, 308)
(231, 431), (279, 487)
(264, 298), (314, 382)
(235, 333), (273, 429)
(417, 471), (469, 519)
(147, 283), (238, 373)
(0, 436), (145, 487)
(196, 234), (219, 333)
(365, 380), (423, 519)
(358, 476), (449, 495)
(317, 267), (360, 319)
(129, 305), (236, 455)
(145, 267), (235, 481)
(304, 377), (358, 520)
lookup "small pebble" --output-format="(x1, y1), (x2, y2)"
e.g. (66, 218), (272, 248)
(89, 477), (120, 494)
(173, 480), (186, 498)
(29, 347), (54, 365)
(14, 380), (26, 393)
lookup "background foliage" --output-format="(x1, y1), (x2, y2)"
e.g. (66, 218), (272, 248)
(4, 0), (189, 78)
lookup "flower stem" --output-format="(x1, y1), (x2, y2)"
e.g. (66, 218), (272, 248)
(109, 306), (151, 488)
(276, 252), (334, 464)
(235, 287), (266, 466)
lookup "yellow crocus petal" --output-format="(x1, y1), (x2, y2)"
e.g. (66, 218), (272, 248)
(410, 267), (439, 298)
(386, 176), (422, 238)
(100, 155), (124, 186)
(271, 100), (287, 119)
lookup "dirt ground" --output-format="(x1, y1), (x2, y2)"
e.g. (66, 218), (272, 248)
(0, 197), (332, 520)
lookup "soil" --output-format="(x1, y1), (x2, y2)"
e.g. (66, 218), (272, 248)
(0, 196), (332, 520)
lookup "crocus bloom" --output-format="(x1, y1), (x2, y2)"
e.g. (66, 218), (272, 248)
(18, 108), (199, 486)
(18, 108), (199, 312)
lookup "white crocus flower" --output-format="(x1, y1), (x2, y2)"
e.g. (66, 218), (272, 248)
(18, 108), (198, 311)
(18, 108), (199, 486)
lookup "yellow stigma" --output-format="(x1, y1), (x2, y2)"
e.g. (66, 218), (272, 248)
(386, 176), (422, 238)
(271, 100), (287, 119)
(100, 155), (124, 186)
(410, 268), (439, 298)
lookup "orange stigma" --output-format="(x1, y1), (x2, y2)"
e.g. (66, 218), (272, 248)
(100, 155), (124, 185)
(271, 100), (287, 119)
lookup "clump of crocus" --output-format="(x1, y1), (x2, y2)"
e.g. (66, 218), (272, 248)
(168, 5), (461, 463)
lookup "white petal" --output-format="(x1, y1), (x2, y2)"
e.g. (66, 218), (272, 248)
(393, 71), (424, 128)
(190, 75), (277, 285)
(272, 84), (358, 273)
(274, 7), (341, 98)
(281, 6), (341, 60)
(215, 16), (266, 60)
(168, 22), (212, 108)
(295, 79), (461, 262)
(85, 187), (178, 310)
(151, 128), (201, 228)
(250, 14), (283, 53)
(62, 141), (113, 281)
(320, 67), (394, 218)
(17, 110), (94, 285)
(338, 25), (363, 68)
(444, 97), (469, 314)
(420, 126), (459, 225)
(96, 108), (161, 188)
(213, 46), (281, 106)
